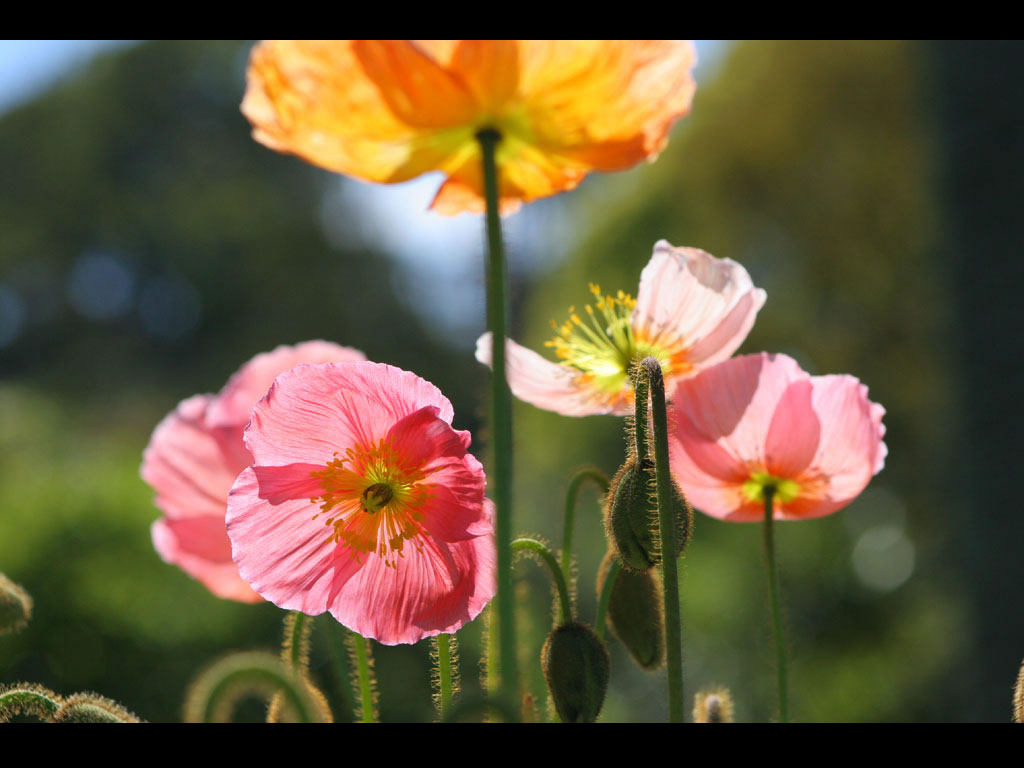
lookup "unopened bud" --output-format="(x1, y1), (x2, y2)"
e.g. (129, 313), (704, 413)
(541, 622), (609, 723)
(597, 550), (664, 670)
(693, 687), (735, 723)
(605, 459), (692, 572)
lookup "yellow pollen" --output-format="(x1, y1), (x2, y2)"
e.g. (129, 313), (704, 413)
(741, 472), (802, 505)
(309, 438), (433, 567)
(545, 282), (677, 401)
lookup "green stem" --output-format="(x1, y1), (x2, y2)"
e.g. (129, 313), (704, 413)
(352, 633), (377, 724)
(642, 357), (684, 723)
(763, 487), (789, 723)
(561, 468), (610, 597)
(595, 557), (622, 642)
(324, 617), (354, 717)
(436, 634), (455, 720)
(285, 611), (306, 672)
(512, 537), (572, 626)
(632, 365), (651, 461)
(478, 127), (517, 708)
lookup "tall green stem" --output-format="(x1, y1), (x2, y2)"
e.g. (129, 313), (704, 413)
(435, 634), (455, 721)
(561, 468), (610, 596)
(642, 357), (684, 723)
(763, 487), (789, 723)
(350, 633), (377, 723)
(478, 127), (517, 708)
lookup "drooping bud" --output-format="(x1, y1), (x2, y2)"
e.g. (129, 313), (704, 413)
(0, 573), (32, 635)
(605, 458), (657, 571)
(693, 687), (735, 723)
(605, 458), (692, 572)
(597, 550), (664, 669)
(541, 622), (610, 723)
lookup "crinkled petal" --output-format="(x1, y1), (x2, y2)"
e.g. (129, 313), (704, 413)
(805, 375), (887, 507)
(386, 405), (470, 470)
(228, 467), (362, 616)
(245, 361), (455, 466)
(634, 242), (766, 374)
(417, 452), (488, 542)
(152, 518), (262, 603)
(765, 379), (821, 478)
(329, 520), (496, 645)
(517, 41), (697, 163)
(141, 394), (244, 520)
(475, 332), (626, 417)
(672, 354), (806, 474)
(243, 41), (476, 186)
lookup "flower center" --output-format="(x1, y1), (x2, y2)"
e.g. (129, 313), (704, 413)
(309, 438), (432, 567)
(741, 472), (802, 505)
(545, 283), (673, 399)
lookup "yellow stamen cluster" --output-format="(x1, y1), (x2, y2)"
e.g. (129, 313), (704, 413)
(310, 439), (432, 567)
(545, 283), (673, 404)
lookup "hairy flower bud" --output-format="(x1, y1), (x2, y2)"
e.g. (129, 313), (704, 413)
(541, 623), (610, 723)
(597, 550), (664, 669)
(605, 458), (692, 572)
(693, 687), (735, 723)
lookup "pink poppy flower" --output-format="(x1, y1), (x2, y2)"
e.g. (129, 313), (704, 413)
(668, 353), (887, 522)
(226, 361), (496, 645)
(141, 341), (366, 602)
(476, 240), (766, 417)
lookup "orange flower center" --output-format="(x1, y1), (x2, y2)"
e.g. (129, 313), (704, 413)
(309, 438), (433, 567)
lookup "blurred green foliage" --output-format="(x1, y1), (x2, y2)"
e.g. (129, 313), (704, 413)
(0, 40), (1014, 721)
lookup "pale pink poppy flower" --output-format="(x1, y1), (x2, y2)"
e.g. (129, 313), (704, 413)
(226, 361), (496, 645)
(141, 341), (366, 602)
(668, 353), (887, 522)
(476, 240), (766, 417)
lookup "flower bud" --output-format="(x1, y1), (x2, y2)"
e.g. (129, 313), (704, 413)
(541, 622), (610, 723)
(693, 687), (735, 723)
(605, 458), (692, 572)
(597, 550), (664, 670)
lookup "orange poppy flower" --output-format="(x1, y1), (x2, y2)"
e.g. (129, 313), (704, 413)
(242, 40), (697, 215)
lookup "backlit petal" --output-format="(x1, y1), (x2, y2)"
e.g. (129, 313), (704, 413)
(245, 361), (455, 466)
(141, 394), (242, 520)
(634, 242), (766, 372)
(476, 332), (626, 417)
(152, 517), (262, 603)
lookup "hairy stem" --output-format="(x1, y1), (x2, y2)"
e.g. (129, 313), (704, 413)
(642, 357), (684, 723)
(513, 537), (573, 626)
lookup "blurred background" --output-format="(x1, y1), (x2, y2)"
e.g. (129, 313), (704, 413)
(0, 40), (1020, 723)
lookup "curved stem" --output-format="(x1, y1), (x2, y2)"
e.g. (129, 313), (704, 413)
(642, 357), (684, 723)
(763, 487), (789, 723)
(561, 468), (610, 595)
(478, 127), (517, 708)
(595, 556), (622, 642)
(512, 537), (573, 626)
